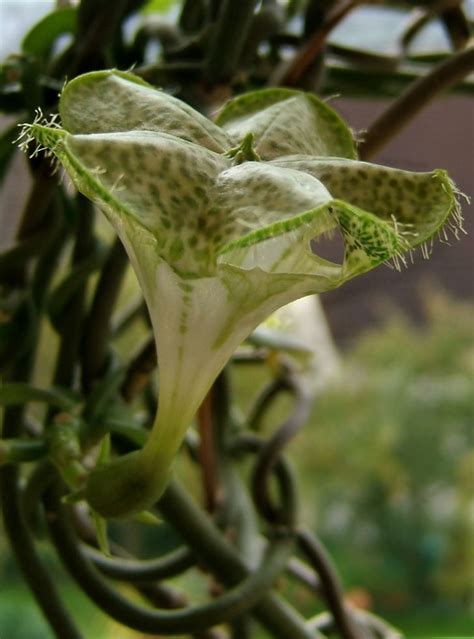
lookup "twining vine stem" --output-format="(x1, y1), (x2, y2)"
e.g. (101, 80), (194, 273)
(359, 46), (474, 160)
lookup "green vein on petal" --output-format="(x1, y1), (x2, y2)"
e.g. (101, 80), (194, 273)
(215, 88), (357, 160)
(60, 70), (232, 152)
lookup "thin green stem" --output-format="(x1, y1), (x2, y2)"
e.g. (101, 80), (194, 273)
(51, 195), (95, 390)
(308, 607), (402, 638)
(72, 0), (129, 74)
(0, 224), (58, 276)
(111, 295), (147, 337)
(31, 194), (68, 308)
(159, 481), (320, 639)
(251, 375), (311, 525)
(45, 480), (294, 635)
(0, 462), (82, 639)
(1, 361), (81, 639)
(247, 377), (290, 431)
(0, 438), (47, 464)
(81, 238), (128, 390)
(213, 375), (259, 639)
(1, 159), (58, 287)
(0, 167), (80, 635)
(286, 556), (321, 592)
(14, 159), (58, 241)
(229, 433), (298, 531)
(297, 528), (362, 639)
(83, 545), (194, 582)
(205, 0), (259, 82)
(120, 335), (156, 402)
(197, 386), (221, 513)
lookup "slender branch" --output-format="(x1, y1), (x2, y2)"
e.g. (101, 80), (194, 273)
(229, 433), (298, 530)
(134, 581), (187, 610)
(217, 387), (255, 639)
(14, 165), (57, 238)
(71, 0), (129, 74)
(0, 221), (60, 277)
(286, 557), (321, 593)
(51, 196), (95, 390)
(0, 228), (81, 639)
(69, 502), (205, 625)
(81, 238), (128, 390)
(232, 350), (267, 365)
(359, 46), (474, 160)
(31, 196), (68, 309)
(205, 0), (259, 82)
(247, 376), (290, 432)
(179, 0), (207, 33)
(401, 0), (469, 52)
(308, 607), (403, 638)
(440, 3), (471, 50)
(135, 62), (204, 85)
(276, 0), (361, 87)
(1, 195), (70, 629)
(0, 438), (47, 464)
(1, 395), (81, 639)
(45, 481), (295, 635)
(251, 376), (312, 525)
(120, 335), (156, 401)
(401, 8), (439, 52)
(2, 162), (87, 638)
(160, 481), (321, 639)
(83, 545), (195, 582)
(296, 528), (363, 639)
(111, 296), (147, 336)
(2, 158), (58, 287)
(197, 388), (220, 512)
(0, 464), (82, 638)
(210, 371), (261, 639)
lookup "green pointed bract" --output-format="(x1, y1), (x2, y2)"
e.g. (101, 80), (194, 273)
(20, 71), (463, 518)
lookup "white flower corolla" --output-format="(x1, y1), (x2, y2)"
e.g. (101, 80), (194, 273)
(21, 70), (463, 517)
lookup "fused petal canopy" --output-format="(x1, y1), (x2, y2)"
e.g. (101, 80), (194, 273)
(22, 70), (463, 517)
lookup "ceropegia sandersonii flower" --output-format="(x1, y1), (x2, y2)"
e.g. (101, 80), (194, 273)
(19, 70), (465, 517)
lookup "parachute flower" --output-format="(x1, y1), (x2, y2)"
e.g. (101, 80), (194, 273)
(20, 70), (463, 517)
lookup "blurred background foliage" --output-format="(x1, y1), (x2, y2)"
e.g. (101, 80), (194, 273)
(234, 292), (474, 636)
(1, 292), (472, 636)
(1, 0), (473, 637)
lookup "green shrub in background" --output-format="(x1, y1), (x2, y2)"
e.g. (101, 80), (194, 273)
(228, 291), (473, 634)
(294, 293), (473, 627)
